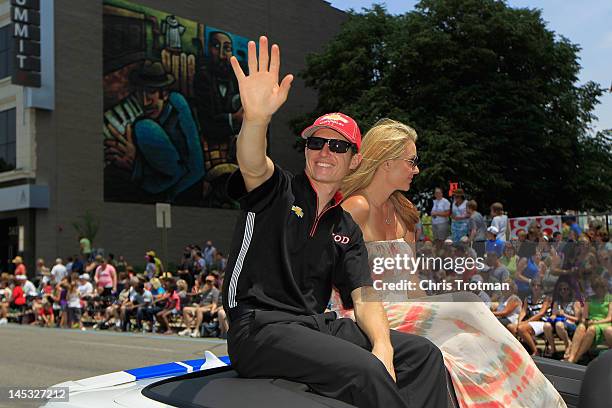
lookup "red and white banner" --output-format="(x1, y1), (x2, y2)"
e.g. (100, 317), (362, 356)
(508, 216), (562, 239)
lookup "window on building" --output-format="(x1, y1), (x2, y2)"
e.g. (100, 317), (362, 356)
(0, 25), (10, 79)
(0, 108), (16, 172)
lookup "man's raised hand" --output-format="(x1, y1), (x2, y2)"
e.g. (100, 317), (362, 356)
(230, 36), (293, 125)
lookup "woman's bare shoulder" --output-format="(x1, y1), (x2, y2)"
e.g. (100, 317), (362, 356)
(342, 195), (370, 226)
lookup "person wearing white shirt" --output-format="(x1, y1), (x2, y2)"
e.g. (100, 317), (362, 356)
(490, 202), (508, 242)
(22, 278), (38, 297)
(430, 187), (451, 242)
(51, 258), (68, 284)
(77, 274), (94, 298)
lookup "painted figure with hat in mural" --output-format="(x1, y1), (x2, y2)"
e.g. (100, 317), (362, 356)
(105, 60), (205, 202)
(194, 29), (245, 207)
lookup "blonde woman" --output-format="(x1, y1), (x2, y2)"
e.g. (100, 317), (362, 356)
(335, 118), (565, 408)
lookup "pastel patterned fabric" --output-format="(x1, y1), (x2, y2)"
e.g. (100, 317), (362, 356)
(329, 239), (566, 408)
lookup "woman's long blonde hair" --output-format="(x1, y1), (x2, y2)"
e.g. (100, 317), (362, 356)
(342, 119), (420, 230)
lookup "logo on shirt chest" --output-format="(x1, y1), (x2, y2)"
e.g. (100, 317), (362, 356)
(291, 205), (304, 218)
(332, 233), (350, 244)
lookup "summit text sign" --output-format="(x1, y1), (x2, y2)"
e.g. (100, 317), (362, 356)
(11, 0), (41, 87)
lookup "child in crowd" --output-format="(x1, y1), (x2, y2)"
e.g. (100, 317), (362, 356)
(156, 279), (180, 335)
(67, 280), (83, 330)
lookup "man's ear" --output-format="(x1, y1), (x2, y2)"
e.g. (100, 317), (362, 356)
(350, 153), (362, 170)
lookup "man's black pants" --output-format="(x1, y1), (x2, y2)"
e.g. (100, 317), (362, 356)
(228, 310), (449, 408)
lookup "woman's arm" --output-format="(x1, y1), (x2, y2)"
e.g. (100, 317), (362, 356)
(581, 301), (589, 324)
(564, 301), (581, 323)
(515, 258), (531, 283)
(517, 300), (527, 322)
(590, 301), (612, 325)
(494, 298), (521, 318)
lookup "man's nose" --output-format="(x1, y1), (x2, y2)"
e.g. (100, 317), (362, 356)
(319, 143), (332, 157)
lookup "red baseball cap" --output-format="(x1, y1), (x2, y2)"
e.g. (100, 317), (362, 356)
(301, 112), (362, 151)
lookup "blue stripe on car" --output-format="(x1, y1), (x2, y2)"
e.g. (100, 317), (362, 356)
(124, 355), (232, 380)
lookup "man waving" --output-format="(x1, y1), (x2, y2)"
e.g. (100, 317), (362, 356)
(222, 36), (448, 408)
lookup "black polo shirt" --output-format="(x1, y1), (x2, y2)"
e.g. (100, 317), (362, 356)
(222, 165), (372, 317)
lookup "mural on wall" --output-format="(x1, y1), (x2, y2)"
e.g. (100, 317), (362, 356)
(102, 0), (251, 208)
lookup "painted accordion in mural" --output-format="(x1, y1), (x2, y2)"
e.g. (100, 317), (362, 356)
(103, 0), (252, 208)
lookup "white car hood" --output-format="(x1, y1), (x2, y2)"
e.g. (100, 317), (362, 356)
(41, 351), (229, 408)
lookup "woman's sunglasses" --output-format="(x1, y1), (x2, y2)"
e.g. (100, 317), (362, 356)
(306, 136), (357, 154)
(398, 155), (420, 169)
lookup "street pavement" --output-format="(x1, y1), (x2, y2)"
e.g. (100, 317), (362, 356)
(0, 323), (228, 407)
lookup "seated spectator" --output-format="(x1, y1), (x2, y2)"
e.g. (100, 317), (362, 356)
(115, 271), (130, 296)
(469, 274), (491, 307)
(156, 279), (180, 335)
(118, 278), (140, 331)
(192, 286), (222, 338)
(567, 276), (612, 363)
(486, 252), (510, 284)
(516, 279), (554, 356)
(0, 278), (12, 325)
(500, 241), (519, 280)
(549, 276), (583, 360)
(176, 279), (189, 307)
(101, 284), (131, 330)
(131, 282), (153, 332)
(150, 278), (166, 297)
(492, 280), (522, 333)
(516, 241), (543, 299)
(11, 276), (27, 310)
(35, 295), (55, 327)
(179, 273), (219, 337)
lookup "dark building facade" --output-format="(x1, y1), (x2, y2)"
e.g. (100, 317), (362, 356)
(0, 0), (346, 274)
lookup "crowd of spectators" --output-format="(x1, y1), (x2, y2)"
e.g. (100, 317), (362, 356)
(1, 196), (610, 366)
(0, 241), (228, 339)
(418, 196), (611, 364)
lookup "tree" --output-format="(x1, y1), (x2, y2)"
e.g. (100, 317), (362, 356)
(292, 0), (610, 215)
(72, 211), (100, 246)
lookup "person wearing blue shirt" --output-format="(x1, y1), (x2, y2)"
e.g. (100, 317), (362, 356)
(485, 226), (504, 257)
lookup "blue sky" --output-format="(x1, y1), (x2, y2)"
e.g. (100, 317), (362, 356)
(329, 0), (612, 132)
